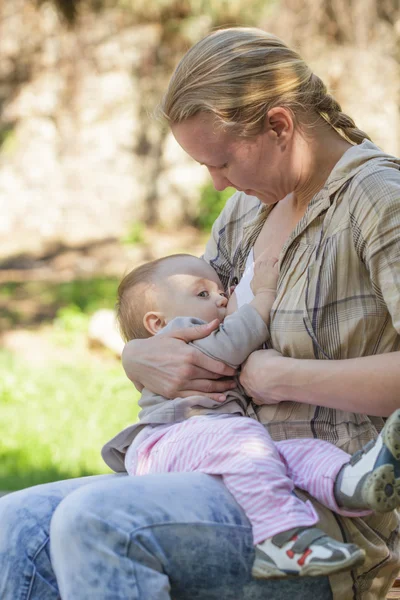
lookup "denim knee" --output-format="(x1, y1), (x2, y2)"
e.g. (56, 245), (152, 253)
(0, 490), (51, 556)
(0, 489), (60, 600)
(50, 487), (95, 548)
(50, 479), (132, 551)
(0, 493), (24, 549)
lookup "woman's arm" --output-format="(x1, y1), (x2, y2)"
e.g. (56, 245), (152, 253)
(240, 349), (400, 417)
(241, 165), (400, 418)
(122, 319), (237, 401)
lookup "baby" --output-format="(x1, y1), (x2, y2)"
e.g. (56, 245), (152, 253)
(102, 253), (400, 579)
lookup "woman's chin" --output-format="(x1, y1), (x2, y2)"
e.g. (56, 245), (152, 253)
(241, 188), (278, 205)
(257, 194), (279, 205)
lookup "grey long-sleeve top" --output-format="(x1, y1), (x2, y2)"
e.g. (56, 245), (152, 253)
(101, 303), (268, 472)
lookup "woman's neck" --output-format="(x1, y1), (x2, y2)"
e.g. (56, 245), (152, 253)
(291, 124), (353, 211)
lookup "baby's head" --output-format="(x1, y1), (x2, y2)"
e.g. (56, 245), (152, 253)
(116, 254), (228, 342)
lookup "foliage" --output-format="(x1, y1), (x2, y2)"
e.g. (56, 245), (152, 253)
(0, 125), (17, 154)
(0, 350), (140, 491)
(40, 0), (271, 28)
(0, 277), (119, 330)
(195, 182), (235, 232)
(121, 221), (146, 245)
(54, 305), (90, 332)
(51, 305), (91, 348)
(49, 278), (119, 313)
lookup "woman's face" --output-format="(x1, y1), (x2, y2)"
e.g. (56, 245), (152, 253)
(171, 112), (295, 205)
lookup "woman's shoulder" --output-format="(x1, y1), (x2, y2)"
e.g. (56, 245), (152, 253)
(332, 142), (400, 228)
(347, 157), (400, 217)
(216, 191), (262, 227)
(344, 143), (400, 202)
(342, 149), (400, 262)
(203, 191), (262, 283)
(210, 191), (263, 251)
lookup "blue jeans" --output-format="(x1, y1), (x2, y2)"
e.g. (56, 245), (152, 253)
(0, 472), (333, 599)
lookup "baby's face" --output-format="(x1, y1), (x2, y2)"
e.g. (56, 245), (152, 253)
(156, 256), (228, 324)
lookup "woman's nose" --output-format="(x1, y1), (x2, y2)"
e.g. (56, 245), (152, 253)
(208, 168), (230, 192)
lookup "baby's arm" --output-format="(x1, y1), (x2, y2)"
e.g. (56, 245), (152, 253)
(193, 253), (279, 367)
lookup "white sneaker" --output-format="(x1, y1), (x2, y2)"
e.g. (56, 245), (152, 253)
(252, 526), (365, 579)
(335, 409), (400, 512)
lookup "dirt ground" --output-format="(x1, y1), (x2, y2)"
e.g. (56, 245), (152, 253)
(0, 227), (206, 284)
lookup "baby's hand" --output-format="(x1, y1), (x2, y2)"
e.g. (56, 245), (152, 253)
(251, 251), (279, 297)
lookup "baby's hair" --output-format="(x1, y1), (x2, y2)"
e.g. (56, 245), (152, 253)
(116, 253), (194, 342)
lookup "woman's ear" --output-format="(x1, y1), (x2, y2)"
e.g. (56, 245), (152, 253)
(265, 106), (294, 145)
(143, 311), (167, 336)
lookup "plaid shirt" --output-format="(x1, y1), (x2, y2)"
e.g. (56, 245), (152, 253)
(203, 140), (400, 599)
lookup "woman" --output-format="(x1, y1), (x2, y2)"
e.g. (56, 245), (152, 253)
(122, 27), (400, 597)
(0, 27), (399, 600)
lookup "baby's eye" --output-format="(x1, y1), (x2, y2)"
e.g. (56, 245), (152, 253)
(197, 290), (209, 298)
(220, 292), (228, 299)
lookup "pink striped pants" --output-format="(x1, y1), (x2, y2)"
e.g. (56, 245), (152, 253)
(127, 415), (370, 544)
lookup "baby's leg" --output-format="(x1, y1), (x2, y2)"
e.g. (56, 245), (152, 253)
(174, 416), (320, 543)
(275, 438), (370, 518)
(276, 408), (400, 515)
(133, 415), (364, 579)
(132, 416), (319, 541)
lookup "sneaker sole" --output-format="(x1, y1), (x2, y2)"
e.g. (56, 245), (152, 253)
(363, 409), (400, 513)
(252, 548), (366, 579)
(300, 548), (366, 578)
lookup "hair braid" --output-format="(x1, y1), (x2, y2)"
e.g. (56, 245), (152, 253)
(309, 73), (371, 145)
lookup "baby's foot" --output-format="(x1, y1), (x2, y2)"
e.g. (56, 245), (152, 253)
(335, 409), (400, 512)
(252, 526), (365, 579)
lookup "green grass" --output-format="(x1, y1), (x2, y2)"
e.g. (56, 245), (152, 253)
(0, 350), (140, 491)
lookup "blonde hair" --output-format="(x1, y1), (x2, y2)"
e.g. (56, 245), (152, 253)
(160, 27), (370, 145)
(116, 254), (194, 342)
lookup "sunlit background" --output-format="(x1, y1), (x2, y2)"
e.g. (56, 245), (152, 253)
(1, 0), (399, 491)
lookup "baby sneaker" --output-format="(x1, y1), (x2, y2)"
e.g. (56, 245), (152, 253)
(252, 526), (365, 579)
(335, 409), (400, 512)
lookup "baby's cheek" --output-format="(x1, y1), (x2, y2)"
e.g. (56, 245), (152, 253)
(226, 291), (238, 316)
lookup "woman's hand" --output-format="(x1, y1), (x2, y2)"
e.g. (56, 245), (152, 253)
(122, 319), (237, 401)
(240, 348), (293, 405)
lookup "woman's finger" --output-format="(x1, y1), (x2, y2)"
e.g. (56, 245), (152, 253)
(177, 389), (230, 402)
(182, 366), (235, 381)
(178, 377), (236, 395)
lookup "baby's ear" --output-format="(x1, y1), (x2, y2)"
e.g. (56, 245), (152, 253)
(143, 311), (167, 336)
